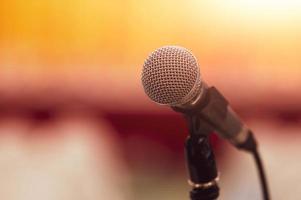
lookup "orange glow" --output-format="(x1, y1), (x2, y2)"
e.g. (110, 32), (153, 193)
(1, 0), (301, 70)
(0, 0), (301, 107)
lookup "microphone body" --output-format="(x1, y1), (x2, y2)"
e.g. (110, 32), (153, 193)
(172, 84), (256, 151)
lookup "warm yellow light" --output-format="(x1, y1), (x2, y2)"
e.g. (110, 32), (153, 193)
(233, 0), (301, 9)
(218, 0), (301, 18)
(217, 0), (301, 10)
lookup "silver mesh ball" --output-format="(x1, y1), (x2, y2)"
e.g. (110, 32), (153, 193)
(141, 46), (202, 106)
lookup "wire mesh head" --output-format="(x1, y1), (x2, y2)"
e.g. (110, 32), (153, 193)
(141, 46), (202, 106)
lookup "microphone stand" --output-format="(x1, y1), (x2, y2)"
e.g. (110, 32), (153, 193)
(173, 87), (269, 200)
(184, 114), (220, 200)
(185, 135), (220, 200)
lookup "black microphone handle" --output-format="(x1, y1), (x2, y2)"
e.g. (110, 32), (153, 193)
(173, 86), (257, 152)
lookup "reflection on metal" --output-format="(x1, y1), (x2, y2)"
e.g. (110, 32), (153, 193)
(188, 176), (220, 189)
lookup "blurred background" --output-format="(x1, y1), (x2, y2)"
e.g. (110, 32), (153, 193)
(0, 0), (301, 199)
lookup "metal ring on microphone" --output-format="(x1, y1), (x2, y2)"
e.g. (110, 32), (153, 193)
(188, 176), (220, 189)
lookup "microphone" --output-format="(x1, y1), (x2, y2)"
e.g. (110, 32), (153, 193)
(141, 46), (270, 200)
(141, 45), (256, 151)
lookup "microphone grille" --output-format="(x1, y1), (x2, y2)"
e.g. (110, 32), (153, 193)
(141, 46), (201, 106)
